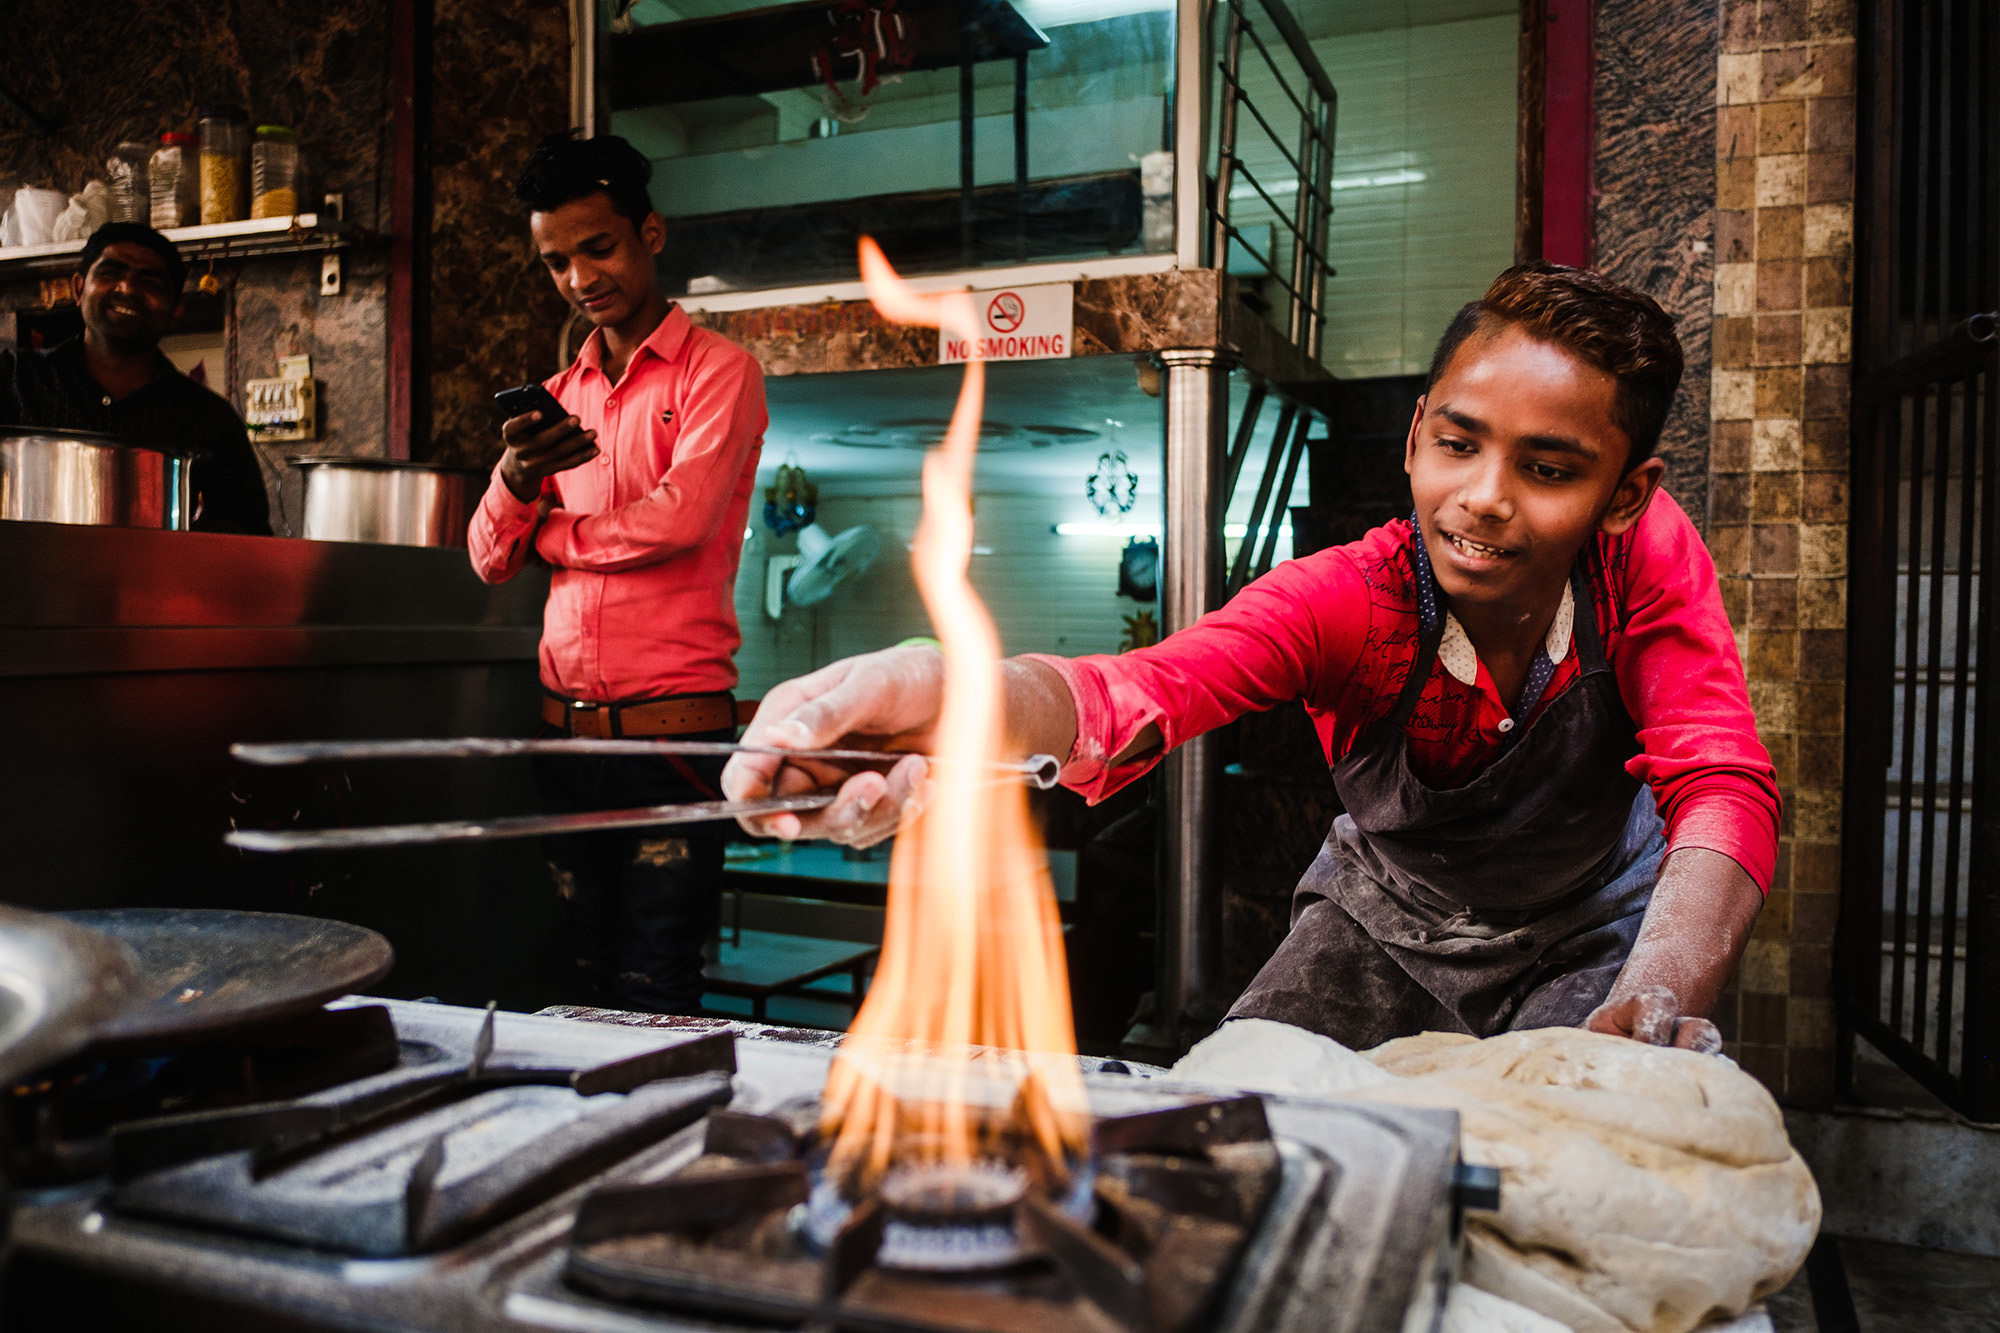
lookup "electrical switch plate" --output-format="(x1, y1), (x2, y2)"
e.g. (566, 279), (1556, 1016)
(244, 374), (319, 443)
(320, 254), (341, 296)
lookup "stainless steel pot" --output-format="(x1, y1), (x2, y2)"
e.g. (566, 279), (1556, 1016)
(0, 427), (195, 530)
(291, 457), (485, 548)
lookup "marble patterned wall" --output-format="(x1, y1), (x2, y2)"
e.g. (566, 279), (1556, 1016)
(1592, 0), (1719, 523)
(0, 1), (392, 231)
(1594, 0), (1858, 1110)
(1702, 0), (1857, 1108)
(426, 0), (575, 468)
(0, 0), (395, 530)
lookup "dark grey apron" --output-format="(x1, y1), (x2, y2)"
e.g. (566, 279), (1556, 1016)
(1227, 560), (1666, 1047)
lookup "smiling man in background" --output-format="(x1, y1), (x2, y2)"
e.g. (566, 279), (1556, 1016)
(0, 222), (270, 533)
(469, 132), (767, 1015)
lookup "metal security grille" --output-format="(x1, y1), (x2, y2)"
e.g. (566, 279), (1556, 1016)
(1840, 0), (2000, 1117)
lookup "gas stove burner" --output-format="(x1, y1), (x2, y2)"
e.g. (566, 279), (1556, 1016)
(564, 1093), (1286, 1331)
(881, 1159), (1027, 1223)
(804, 1155), (1096, 1272)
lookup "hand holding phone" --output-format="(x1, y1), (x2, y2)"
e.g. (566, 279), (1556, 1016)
(493, 383), (599, 503)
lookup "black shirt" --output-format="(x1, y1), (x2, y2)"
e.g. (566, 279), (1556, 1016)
(0, 338), (272, 535)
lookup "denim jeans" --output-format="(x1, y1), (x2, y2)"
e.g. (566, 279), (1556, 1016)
(534, 726), (732, 1014)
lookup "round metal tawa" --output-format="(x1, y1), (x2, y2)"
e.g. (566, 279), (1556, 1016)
(0, 906), (138, 1084)
(54, 909), (393, 1046)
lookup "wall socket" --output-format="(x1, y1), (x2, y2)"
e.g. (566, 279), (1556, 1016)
(320, 254), (341, 296)
(246, 356), (318, 443)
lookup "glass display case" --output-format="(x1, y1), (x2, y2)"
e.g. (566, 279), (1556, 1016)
(610, 0), (1177, 293)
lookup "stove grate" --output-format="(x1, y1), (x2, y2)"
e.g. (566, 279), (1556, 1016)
(107, 1016), (740, 1256)
(564, 1095), (1281, 1333)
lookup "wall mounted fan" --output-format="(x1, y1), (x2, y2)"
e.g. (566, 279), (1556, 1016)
(764, 521), (882, 617)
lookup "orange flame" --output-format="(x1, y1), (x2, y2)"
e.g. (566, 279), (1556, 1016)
(819, 240), (1088, 1191)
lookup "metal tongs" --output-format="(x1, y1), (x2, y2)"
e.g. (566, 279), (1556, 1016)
(223, 738), (1062, 854)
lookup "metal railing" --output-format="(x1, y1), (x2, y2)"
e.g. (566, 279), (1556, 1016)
(1220, 374), (1315, 599)
(1208, 0), (1339, 360)
(1839, 0), (1999, 1119)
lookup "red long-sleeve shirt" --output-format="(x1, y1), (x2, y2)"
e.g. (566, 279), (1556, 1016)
(468, 305), (766, 701)
(1032, 490), (1781, 892)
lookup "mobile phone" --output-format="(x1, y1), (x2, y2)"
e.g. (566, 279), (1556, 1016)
(493, 382), (570, 425)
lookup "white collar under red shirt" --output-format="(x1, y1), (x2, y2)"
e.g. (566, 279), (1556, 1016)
(1408, 515), (1574, 733)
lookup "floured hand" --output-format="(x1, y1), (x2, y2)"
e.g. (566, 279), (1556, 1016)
(1584, 984), (1723, 1054)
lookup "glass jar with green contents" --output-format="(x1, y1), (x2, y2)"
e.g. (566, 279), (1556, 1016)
(251, 125), (300, 219)
(198, 105), (250, 224)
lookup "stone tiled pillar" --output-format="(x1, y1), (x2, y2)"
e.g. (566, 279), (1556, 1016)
(1705, 0), (1857, 1104)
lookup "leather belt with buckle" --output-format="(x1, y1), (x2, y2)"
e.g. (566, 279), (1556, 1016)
(541, 692), (736, 739)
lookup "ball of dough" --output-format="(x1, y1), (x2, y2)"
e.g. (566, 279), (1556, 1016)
(1351, 1028), (1820, 1333)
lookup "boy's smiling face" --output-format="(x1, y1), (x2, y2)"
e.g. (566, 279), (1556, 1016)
(1405, 322), (1665, 621)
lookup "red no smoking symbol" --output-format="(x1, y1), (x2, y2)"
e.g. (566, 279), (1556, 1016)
(986, 292), (1026, 333)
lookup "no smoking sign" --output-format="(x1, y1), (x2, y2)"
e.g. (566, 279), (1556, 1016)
(941, 283), (1074, 364)
(986, 292), (1026, 333)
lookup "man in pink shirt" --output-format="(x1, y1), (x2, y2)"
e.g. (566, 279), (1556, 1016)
(723, 265), (1779, 1054)
(469, 133), (766, 1013)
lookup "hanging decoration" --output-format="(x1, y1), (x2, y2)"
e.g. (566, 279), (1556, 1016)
(809, 0), (916, 123)
(1086, 449), (1138, 517)
(762, 454), (819, 536)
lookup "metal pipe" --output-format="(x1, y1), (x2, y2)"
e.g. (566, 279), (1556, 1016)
(1014, 54), (1030, 192)
(1223, 376), (1268, 499)
(1226, 398), (1296, 596)
(1222, 68), (1325, 206)
(1937, 363), (1981, 1071)
(1155, 349), (1234, 1048)
(1015, 53), (1030, 260)
(1172, 0), (1211, 269)
(1285, 89), (1317, 347)
(1252, 410), (1310, 581)
(1912, 376), (1955, 1055)
(1210, 5), (1245, 270)
(1968, 354), (2000, 1117)
(1249, 0), (1339, 108)
(1309, 96), (1337, 359)
(1891, 386), (1929, 1035)
(960, 22), (977, 261)
(569, 0), (599, 137)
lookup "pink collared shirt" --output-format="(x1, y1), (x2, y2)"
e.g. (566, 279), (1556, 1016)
(468, 304), (766, 702)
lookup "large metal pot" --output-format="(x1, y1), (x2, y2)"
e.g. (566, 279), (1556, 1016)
(291, 456), (485, 548)
(0, 426), (194, 530)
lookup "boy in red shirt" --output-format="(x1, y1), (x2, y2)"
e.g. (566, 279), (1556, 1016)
(723, 264), (1778, 1052)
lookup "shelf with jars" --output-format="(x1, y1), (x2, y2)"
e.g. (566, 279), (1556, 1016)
(0, 211), (372, 281)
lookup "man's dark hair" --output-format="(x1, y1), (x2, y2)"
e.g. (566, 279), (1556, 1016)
(512, 131), (655, 229)
(78, 222), (186, 298)
(1426, 261), (1684, 469)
